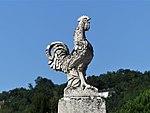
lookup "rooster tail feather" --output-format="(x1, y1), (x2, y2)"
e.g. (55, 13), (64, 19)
(46, 41), (69, 72)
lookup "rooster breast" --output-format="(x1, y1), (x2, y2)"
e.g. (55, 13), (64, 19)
(69, 39), (93, 71)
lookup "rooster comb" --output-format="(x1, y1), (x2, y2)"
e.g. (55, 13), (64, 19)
(78, 15), (91, 22)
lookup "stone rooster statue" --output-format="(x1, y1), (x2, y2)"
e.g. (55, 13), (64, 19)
(46, 15), (98, 97)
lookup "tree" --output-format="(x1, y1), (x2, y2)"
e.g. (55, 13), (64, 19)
(30, 93), (49, 113)
(120, 90), (150, 113)
(0, 70), (150, 113)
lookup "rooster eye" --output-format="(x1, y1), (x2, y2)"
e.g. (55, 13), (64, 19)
(83, 19), (87, 22)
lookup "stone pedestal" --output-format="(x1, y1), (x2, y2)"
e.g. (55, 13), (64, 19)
(58, 96), (106, 113)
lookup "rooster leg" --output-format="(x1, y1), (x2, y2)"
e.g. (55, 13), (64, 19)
(78, 71), (90, 90)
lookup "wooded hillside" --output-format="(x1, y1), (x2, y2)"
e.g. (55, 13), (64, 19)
(0, 69), (150, 113)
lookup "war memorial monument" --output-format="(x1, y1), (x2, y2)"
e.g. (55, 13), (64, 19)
(46, 15), (106, 113)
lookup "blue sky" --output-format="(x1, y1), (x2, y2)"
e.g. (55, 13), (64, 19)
(0, 0), (150, 92)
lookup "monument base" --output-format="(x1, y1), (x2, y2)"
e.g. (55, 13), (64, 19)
(58, 97), (106, 113)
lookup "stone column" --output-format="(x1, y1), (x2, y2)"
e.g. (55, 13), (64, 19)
(58, 86), (106, 113)
(58, 96), (106, 113)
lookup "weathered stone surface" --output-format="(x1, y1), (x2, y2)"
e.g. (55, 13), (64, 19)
(58, 97), (106, 113)
(64, 85), (99, 97)
(46, 15), (107, 113)
(46, 15), (94, 92)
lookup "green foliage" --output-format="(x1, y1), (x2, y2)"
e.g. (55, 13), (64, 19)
(87, 69), (150, 113)
(0, 76), (65, 113)
(0, 69), (150, 113)
(31, 93), (49, 113)
(0, 88), (31, 113)
(120, 90), (150, 113)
